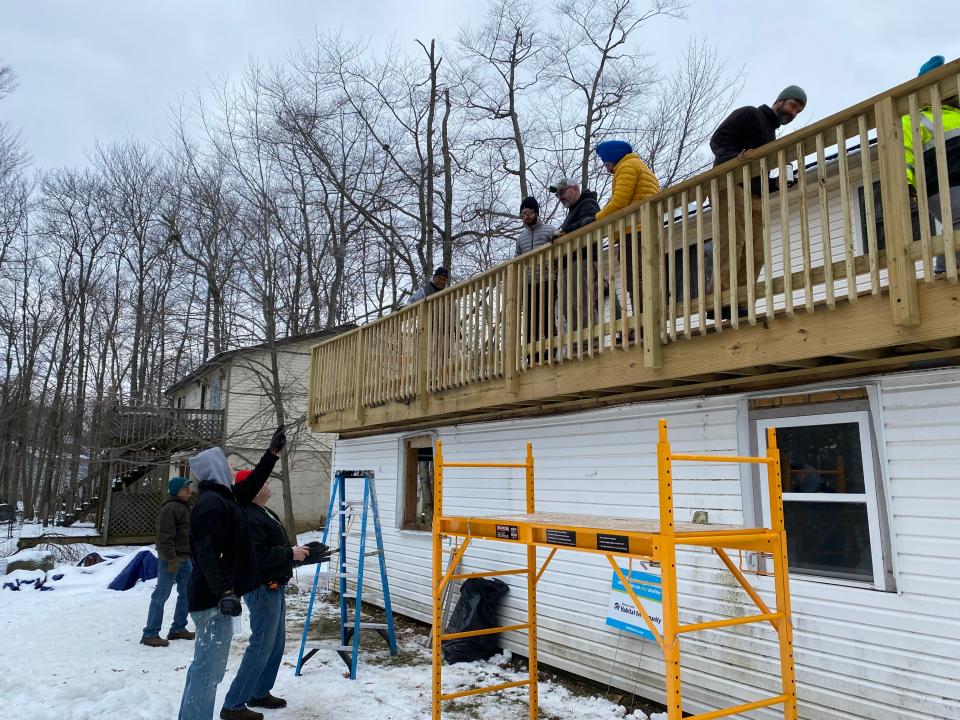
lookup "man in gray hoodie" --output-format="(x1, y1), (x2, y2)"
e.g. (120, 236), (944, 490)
(178, 427), (286, 720)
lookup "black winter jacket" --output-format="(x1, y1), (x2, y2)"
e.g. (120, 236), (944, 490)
(710, 104), (782, 195)
(186, 450), (277, 611)
(559, 190), (600, 235)
(244, 503), (294, 587)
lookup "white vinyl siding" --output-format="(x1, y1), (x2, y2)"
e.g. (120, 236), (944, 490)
(332, 366), (960, 720)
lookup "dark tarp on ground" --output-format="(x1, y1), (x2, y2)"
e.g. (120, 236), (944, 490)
(108, 549), (158, 591)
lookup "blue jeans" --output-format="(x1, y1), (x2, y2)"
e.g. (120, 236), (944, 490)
(143, 558), (192, 637)
(178, 607), (234, 720)
(223, 585), (286, 710)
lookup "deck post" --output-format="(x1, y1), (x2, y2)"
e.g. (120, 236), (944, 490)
(875, 95), (921, 326)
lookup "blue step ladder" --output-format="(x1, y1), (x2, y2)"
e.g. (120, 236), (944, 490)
(295, 470), (398, 679)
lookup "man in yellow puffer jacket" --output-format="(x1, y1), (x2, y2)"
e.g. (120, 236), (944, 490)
(594, 140), (661, 329)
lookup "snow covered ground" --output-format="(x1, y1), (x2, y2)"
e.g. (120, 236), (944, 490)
(0, 544), (664, 720)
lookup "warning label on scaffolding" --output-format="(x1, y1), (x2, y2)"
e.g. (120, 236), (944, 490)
(605, 567), (663, 641)
(596, 533), (629, 553)
(495, 525), (518, 540)
(545, 528), (576, 546)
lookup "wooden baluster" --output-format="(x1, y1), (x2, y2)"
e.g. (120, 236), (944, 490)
(618, 215), (629, 347)
(796, 141), (814, 312)
(858, 115), (881, 294)
(742, 165), (757, 325)
(726, 171), (740, 327)
(760, 156), (774, 318)
(930, 83), (957, 282)
(908, 92), (933, 281)
(837, 125), (857, 303)
(504, 266), (518, 392)
(680, 189), (691, 338)
(778, 149), (794, 315)
(667, 195), (677, 340)
(641, 202), (662, 369)
(695, 185), (707, 334)
(631, 212), (642, 345)
(816, 133), (836, 309)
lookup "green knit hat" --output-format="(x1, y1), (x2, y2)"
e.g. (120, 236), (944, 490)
(777, 85), (807, 106)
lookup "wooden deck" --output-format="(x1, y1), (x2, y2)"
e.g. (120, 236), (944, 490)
(308, 61), (960, 438)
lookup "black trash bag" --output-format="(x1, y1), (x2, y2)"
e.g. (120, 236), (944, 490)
(441, 577), (510, 664)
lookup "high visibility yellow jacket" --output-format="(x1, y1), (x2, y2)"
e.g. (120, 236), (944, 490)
(595, 153), (661, 221)
(902, 104), (960, 191)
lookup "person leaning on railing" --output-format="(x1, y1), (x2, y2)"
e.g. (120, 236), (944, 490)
(594, 140), (661, 337)
(708, 86), (806, 318)
(406, 266), (449, 305)
(903, 55), (960, 274)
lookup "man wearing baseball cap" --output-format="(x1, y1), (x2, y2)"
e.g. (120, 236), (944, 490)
(550, 178), (600, 334)
(141, 475), (194, 647)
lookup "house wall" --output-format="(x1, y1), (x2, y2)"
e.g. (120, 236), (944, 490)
(330, 364), (960, 720)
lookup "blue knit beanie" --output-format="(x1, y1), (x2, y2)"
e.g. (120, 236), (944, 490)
(168, 476), (192, 496)
(595, 140), (633, 165)
(918, 55), (945, 76)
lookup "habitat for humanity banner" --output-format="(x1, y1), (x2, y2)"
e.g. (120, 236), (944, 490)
(605, 567), (663, 640)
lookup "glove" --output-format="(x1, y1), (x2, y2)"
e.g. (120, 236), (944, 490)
(305, 541), (333, 564)
(269, 425), (286, 454)
(166, 560), (178, 573)
(219, 592), (242, 617)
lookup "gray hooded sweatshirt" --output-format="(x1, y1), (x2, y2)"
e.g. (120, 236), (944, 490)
(188, 447), (233, 489)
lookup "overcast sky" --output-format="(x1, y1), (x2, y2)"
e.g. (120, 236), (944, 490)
(2, 0), (959, 171)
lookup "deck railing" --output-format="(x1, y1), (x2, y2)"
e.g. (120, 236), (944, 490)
(309, 61), (960, 431)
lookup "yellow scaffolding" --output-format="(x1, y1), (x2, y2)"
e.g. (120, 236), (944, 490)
(431, 419), (798, 720)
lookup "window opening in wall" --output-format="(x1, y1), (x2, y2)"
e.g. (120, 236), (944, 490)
(209, 374), (222, 411)
(402, 434), (434, 531)
(199, 383), (207, 410)
(754, 409), (886, 586)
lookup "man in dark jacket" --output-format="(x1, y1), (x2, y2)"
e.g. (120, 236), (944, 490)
(550, 178), (600, 334)
(406, 266), (449, 305)
(178, 427), (286, 720)
(709, 86), (806, 314)
(220, 471), (309, 718)
(517, 196), (557, 360)
(141, 476), (194, 647)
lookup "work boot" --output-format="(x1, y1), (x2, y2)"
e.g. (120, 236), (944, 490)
(140, 636), (169, 647)
(219, 708), (263, 720)
(167, 630), (195, 640)
(249, 693), (287, 709)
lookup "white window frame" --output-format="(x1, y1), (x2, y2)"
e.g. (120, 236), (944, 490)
(755, 410), (885, 587)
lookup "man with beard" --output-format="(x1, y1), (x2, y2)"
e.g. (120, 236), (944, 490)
(709, 86), (806, 317)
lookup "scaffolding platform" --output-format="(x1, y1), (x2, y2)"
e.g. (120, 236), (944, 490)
(431, 419), (798, 720)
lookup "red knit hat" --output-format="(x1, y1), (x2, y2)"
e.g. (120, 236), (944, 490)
(234, 469), (253, 483)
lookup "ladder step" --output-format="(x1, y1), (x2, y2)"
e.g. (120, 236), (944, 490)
(365, 549), (382, 557)
(343, 622), (390, 630)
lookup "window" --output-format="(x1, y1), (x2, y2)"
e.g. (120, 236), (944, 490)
(199, 383), (207, 410)
(749, 392), (894, 589)
(208, 374), (222, 410)
(400, 434), (435, 531)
